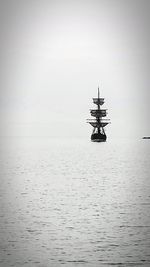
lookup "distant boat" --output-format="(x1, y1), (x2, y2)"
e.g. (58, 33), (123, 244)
(142, 137), (150, 139)
(87, 87), (110, 142)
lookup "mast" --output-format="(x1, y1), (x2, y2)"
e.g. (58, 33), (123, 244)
(87, 87), (110, 135)
(97, 87), (100, 133)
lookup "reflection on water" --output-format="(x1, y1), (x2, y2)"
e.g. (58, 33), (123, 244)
(0, 138), (150, 266)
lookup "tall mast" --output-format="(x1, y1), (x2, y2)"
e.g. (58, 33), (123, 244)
(87, 87), (110, 130)
(98, 87), (100, 110)
(87, 87), (110, 142)
(97, 87), (100, 133)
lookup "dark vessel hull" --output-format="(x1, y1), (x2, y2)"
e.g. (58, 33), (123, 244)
(91, 133), (106, 142)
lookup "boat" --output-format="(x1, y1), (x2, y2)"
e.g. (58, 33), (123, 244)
(87, 87), (110, 142)
(142, 137), (150, 139)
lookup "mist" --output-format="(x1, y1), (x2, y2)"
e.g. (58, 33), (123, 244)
(0, 0), (149, 138)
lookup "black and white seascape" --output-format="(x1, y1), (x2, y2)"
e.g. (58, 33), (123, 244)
(0, 0), (150, 266)
(0, 137), (150, 267)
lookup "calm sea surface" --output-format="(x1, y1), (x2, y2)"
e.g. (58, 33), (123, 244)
(0, 137), (150, 267)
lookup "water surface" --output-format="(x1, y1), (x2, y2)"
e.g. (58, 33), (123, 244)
(0, 137), (150, 266)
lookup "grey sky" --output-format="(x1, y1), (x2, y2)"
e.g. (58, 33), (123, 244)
(0, 0), (150, 138)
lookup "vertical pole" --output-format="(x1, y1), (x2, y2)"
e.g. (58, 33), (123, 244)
(98, 87), (100, 110)
(97, 86), (101, 134)
(97, 86), (100, 134)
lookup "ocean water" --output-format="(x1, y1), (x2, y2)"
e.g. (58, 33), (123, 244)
(0, 137), (150, 267)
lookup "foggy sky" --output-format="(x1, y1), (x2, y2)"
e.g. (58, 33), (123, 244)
(0, 0), (150, 138)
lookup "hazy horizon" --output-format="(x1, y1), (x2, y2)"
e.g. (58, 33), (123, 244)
(0, 0), (150, 139)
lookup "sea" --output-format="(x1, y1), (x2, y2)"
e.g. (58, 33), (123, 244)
(0, 137), (150, 267)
